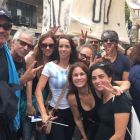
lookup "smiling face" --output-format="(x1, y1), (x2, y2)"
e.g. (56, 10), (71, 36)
(0, 17), (11, 47)
(58, 38), (71, 59)
(78, 47), (93, 66)
(72, 66), (88, 88)
(13, 32), (33, 57)
(91, 68), (112, 92)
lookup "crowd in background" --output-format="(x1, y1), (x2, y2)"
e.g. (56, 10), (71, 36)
(0, 7), (140, 140)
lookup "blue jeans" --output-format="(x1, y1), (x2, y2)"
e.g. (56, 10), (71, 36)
(21, 116), (48, 140)
(21, 117), (32, 140)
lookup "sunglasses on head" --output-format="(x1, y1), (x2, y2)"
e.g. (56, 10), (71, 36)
(0, 22), (12, 30)
(40, 43), (55, 49)
(95, 61), (112, 68)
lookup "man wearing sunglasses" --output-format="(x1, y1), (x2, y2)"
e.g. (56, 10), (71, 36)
(78, 44), (94, 67)
(101, 30), (130, 81)
(0, 8), (12, 47)
(0, 7), (21, 140)
(11, 27), (44, 139)
(11, 27), (34, 60)
(0, 8), (43, 139)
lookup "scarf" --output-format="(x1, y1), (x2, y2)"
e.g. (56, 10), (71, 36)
(3, 43), (20, 131)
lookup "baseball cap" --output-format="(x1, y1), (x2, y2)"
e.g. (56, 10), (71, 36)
(101, 30), (119, 43)
(0, 8), (12, 22)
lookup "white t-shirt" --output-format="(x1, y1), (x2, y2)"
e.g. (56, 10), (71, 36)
(42, 61), (69, 109)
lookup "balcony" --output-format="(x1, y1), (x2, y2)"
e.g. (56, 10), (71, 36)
(13, 16), (30, 27)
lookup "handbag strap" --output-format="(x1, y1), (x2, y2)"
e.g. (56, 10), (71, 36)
(54, 82), (68, 109)
(46, 82), (68, 113)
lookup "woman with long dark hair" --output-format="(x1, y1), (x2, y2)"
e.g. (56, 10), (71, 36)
(35, 35), (77, 140)
(68, 62), (100, 140)
(90, 62), (132, 140)
(67, 62), (130, 140)
(24, 32), (57, 140)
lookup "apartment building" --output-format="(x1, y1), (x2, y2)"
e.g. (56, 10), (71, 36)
(0, 0), (43, 37)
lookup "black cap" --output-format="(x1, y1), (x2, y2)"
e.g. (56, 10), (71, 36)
(0, 8), (12, 22)
(101, 30), (119, 43)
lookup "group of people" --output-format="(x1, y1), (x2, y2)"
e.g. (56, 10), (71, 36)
(0, 7), (140, 140)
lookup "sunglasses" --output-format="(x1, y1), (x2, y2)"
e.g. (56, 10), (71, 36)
(103, 39), (117, 43)
(93, 40), (99, 44)
(0, 22), (12, 30)
(40, 43), (55, 49)
(17, 39), (33, 50)
(94, 62), (111, 69)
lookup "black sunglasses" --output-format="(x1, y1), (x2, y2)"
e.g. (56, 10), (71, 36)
(0, 22), (12, 30)
(103, 39), (117, 43)
(40, 43), (55, 49)
(94, 61), (112, 68)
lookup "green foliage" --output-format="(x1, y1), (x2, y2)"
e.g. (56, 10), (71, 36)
(125, 2), (130, 22)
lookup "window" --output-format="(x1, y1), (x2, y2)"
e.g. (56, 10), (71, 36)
(7, 0), (37, 28)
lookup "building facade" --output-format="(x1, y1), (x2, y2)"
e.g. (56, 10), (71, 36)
(1, 0), (43, 37)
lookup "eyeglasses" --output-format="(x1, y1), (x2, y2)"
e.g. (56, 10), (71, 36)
(0, 23), (12, 30)
(40, 43), (55, 49)
(93, 40), (99, 44)
(17, 39), (33, 50)
(79, 53), (90, 62)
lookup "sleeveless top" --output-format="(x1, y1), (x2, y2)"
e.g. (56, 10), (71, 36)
(74, 89), (101, 135)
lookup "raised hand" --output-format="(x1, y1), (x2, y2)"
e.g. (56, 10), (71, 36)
(101, 80), (123, 96)
(49, 25), (61, 35)
(79, 29), (88, 45)
(20, 61), (43, 86)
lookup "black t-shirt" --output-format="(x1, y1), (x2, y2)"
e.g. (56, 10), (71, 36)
(95, 93), (132, 140)
(0, 47), (9, 82)
(14, 59), (26, 92)
(14, 60), (26, 78)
